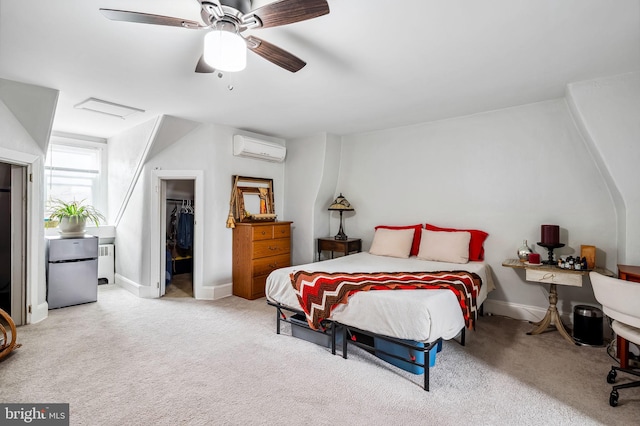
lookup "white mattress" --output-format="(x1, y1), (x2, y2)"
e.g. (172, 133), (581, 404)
(266, 252), (494, 343)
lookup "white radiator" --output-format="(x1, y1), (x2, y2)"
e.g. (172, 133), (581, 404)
(98, 244), (115, 284)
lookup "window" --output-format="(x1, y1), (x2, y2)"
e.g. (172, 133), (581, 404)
(45, 136), (107, 223)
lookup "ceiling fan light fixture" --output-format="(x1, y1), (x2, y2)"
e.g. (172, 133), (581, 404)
(203, 29), (247, 72)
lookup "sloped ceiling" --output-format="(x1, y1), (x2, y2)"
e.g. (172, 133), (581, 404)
(0, 0), (638, 140)
(0, 78), (58, 152)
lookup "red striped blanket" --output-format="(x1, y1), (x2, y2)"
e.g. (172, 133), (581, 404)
(290, 271), (482, 331)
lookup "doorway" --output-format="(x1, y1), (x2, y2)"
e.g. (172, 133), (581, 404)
(150, 169), (204, 299)
(164, 180), (195, 298)
(0, 161), (26, 325)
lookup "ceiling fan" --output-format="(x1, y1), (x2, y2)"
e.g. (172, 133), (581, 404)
(99, 0), (330, 73)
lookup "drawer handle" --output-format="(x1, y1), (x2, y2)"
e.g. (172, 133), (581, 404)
(268, 246), (278, 251)
(541, 273), (555, 281)
(269, 263), (277, 268)
(261, 231), (266, 235)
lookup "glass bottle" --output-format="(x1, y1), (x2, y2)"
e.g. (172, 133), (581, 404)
(517, 240), (532, 262)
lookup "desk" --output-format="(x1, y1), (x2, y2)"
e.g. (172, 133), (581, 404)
(616, 264), (640, 368)
(317, 238), (361, 261)
(502, 259), (610, 344)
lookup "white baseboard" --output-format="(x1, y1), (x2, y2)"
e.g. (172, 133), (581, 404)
(29, 301), (49, 324)
(211, 283), (233, 300)
(115, 273), (157, 298)
(191, 283), (232, 300)
(115, 274), (232, 301)
(483, 299), (573, 325)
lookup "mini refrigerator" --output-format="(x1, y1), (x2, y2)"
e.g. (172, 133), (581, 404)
(46, 236), (99, 309)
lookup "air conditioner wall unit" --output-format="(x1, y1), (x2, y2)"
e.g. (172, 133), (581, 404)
(233, 135), (286, 162)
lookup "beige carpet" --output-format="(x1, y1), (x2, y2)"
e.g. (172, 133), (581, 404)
(1, 284), (639, 425)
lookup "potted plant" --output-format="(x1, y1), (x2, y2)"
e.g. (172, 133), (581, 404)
(47, 198), (105, 237)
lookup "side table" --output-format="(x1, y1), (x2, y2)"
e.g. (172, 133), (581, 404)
(502, 259), (611, 344)
(317, 238), (361, 261)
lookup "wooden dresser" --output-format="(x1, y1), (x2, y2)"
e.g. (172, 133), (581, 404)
(232, 221), (292, 300)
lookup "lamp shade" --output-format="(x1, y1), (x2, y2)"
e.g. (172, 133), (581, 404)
(203, 29), (247, 72)
(328, 193), (354, 211)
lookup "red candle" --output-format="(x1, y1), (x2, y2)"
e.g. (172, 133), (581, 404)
(541, 225), (559, 245)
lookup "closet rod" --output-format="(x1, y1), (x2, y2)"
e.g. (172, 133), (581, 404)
(166, 198), (193, 203)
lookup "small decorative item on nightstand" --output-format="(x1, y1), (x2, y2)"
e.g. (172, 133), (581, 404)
(537, 224), (564, 265)
(517, 240), (532, 262)
(328, 193), (354, 240)
(581, 245), (596, 270)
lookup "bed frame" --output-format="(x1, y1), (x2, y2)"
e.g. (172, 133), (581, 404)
(267, 300), (467, 391)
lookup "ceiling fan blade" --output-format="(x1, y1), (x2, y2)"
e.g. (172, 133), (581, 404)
(249, 0), (329, 29)
(99, 9), (204, 28)
(195, 55), (216, 73)
(246, 36), (306, 73)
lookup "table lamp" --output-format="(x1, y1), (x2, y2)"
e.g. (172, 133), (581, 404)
(328, 193), (354, 240)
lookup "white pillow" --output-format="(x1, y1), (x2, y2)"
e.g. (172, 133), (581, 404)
(417, 229), (471, 264)
(369, 228), (414, 258)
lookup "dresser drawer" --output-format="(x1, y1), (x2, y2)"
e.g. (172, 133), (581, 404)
(252, 225), (274, 241)
(252, 223), (292, 241)
(253, 254), (291, 277)
(273, 224), (291, 239)
(252, 239), (290, 259)
(525, 269), (583, 287)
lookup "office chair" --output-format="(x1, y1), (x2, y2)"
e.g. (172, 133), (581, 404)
(590, 271), (640, 406)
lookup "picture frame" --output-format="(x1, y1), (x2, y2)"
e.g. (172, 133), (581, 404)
(232, 176), (275, 222)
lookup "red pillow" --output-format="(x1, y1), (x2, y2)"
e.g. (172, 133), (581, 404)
(425, 224), (489, 261)
(374, 224), (423, 256)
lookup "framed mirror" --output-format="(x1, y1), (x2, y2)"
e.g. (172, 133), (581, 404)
(232, 176), (275, 222)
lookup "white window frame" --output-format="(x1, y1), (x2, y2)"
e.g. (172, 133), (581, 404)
(45, 133), (108, 223)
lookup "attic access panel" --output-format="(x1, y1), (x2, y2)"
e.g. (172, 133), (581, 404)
(232, 175), (275, 222)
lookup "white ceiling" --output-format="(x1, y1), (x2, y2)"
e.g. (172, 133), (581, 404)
(0, 0), (638, 140)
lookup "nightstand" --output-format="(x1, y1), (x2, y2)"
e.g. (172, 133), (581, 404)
(502, 259), (612, 344)
(317, 238), (362, 261)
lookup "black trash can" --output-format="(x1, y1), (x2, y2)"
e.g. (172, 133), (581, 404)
(573, 305), (603, 346)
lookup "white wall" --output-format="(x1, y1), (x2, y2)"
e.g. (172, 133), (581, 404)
(566, 72), (640, 264)
(284, 132), (342, 265)
(286, 99), (619, 321)
(107, 118), (159, 224)
(115, 122), (286, 296)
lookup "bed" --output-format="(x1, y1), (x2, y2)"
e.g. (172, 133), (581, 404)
(265, 224), (494, 390)
(266, 252), (494, 341)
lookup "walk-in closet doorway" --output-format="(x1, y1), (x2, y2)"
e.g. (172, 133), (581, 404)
(150, 170), (204, 299)
(164, 180), (195, 297)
